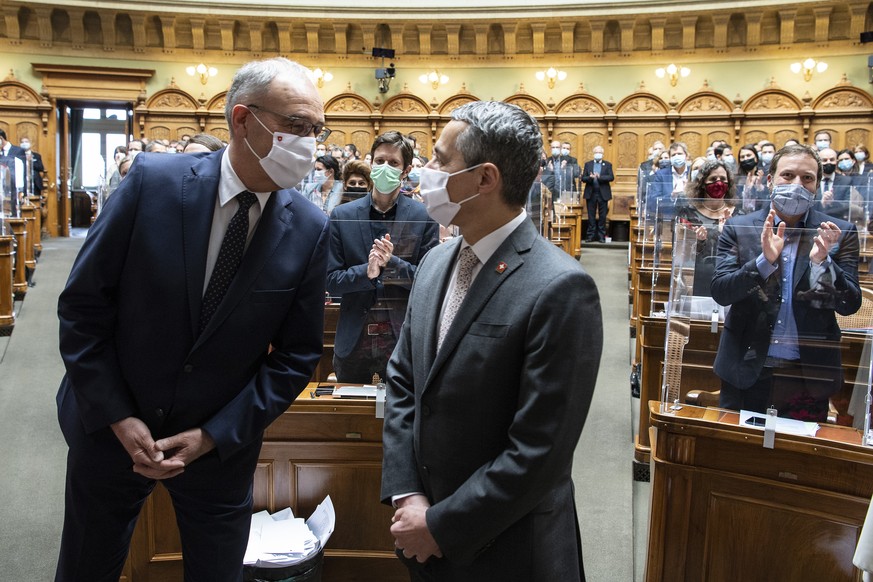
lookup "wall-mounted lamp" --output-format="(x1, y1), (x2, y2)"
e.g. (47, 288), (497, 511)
(186, 63), (218, 85)
(790, 58), (828, 82)
(419, 70), (449, 90)
(655, 64), (690, 87)
(535, 67), (567, 89)
(311, 68), (333, 88)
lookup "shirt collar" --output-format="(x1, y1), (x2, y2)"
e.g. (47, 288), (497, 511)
(220, 149), (270, 211)
(463, 210), (527, 266)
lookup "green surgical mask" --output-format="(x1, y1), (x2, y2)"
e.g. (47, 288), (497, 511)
(371, 163), (403, 194)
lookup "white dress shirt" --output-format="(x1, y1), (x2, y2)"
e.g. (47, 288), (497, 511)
(202, 150), (271, 294)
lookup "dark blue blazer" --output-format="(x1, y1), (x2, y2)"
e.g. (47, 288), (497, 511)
(711, 207), (861, 390)
(326, 193), (438, 359)
(57, 150), (330, 462)
(581, 159), (614, 200)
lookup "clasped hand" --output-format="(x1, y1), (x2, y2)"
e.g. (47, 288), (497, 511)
(390, 494), (442, 563)
(367, 233), (393, 279)
(111, 417), (215, 480)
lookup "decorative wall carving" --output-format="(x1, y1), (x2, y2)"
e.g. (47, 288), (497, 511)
(148, 88), (198, 110)
(382, 95), (429, 115)
(556, 95), (606, 115)
(846, 129), (871, 147)
(744, 90), (801, 112)
(813, 87), (873, 111)
(326, 95), (372, 114)
(679, 93), (731, 114)
(438, 95), (479, 115)
(617, 132), (639, 169)
(504, 95), (546, 116)
(617, 94), (668, 115)
(0, 84), (39, 104)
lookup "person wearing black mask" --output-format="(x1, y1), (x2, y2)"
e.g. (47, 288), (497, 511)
(816, 147), (854, 221)
(736, 144), (768, 212)
(341, 159), (372, 204)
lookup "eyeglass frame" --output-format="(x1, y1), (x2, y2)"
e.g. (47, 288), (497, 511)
(246, 104), (332, 143)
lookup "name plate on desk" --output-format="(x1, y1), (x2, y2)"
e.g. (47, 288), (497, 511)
(334, 385), (378, 399)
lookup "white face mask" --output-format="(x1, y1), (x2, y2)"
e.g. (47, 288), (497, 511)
(419, 164), (483, 227)
(20, 142), (30, 151)
(244, 110), (316, 190)
(816, 140), (830, 151)
(856, 152), (867, 162)
(561, 148), (570, 156)
(551, 147), (560, 157)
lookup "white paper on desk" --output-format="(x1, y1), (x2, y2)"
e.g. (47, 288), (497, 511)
(306, 495), (335, 549)
(334, 385), (377, 398)
(739, 410), (819, 437)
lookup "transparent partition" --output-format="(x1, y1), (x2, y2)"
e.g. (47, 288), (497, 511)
(324, 214), (439, 385)
(0, 162), (8, 235)
(659, 209), (873, 446)
(0, 154), (17, 221)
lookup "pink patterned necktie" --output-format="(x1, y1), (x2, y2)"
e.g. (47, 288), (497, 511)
(438, 246), (479, 350)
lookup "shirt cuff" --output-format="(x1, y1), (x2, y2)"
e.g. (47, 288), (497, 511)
(391, 492), (423, 508)
(756, 252), (779, 279)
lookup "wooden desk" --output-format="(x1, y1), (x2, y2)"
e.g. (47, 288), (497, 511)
(123, 387), (406, 582)
(646, 401), (873, 581)
(635, 316), (869, 464)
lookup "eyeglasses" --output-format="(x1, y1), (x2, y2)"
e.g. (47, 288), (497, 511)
(247, 104), (331, 143)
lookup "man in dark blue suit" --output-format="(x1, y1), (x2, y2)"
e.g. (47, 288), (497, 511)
(580, 144), (614, 242)
(55, 58), (331, 582)
(646, 141), (690, 219)
(712, 144), (861, 421)
(327, 131), (438, 383)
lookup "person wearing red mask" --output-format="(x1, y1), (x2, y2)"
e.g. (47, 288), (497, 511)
(676, 159), (740, 297)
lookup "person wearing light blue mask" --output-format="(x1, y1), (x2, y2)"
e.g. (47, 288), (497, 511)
(301, 154), (344, 214)
(814, 130), (832, 151)
(647, 141), (689, 218)
(400, 156), (424, 200)
(326, 130), (438, 384)
(711, 142), (861, 422)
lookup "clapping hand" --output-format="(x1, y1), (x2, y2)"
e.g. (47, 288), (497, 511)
(761, 209), (786, 265)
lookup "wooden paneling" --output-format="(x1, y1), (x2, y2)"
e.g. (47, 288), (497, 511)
(125, 392), (407, 582)
(646, 402), (873, 581)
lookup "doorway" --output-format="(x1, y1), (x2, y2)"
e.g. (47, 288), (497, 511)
(57, 101), (132, 229)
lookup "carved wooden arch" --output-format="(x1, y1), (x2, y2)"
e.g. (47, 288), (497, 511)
(503, 94), (547, 117)
(380, 93), (430, 115)
(555, 94), (607, 116)
(324, 93), (374, 115)
(146, 87), (200, 111)
(438, 93), (480, 115)
(0, 79), (45, 109)
(742, 88), (802, 113)
(615, 92), (668, 115)
(677, 91), (733, 115)
(811, 85), (873, 112)
(0, 79), (51, 136)
(206, 92), (227, 113)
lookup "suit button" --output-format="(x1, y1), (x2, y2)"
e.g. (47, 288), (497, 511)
(155, 408), (165, 418)
(183, 364), (194, 373)
(422, 405), (431, 416)
(421, 465), (429, 474)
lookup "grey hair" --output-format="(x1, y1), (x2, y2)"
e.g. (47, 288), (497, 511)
(224, 58), (313, 138)
(450, 101), (543, 207)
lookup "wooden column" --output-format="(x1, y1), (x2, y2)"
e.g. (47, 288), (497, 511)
(27, 196), (42, 257)
(7, 218), (26, 299)
(20, 198), (37, 276)
(0, 235), (14, 336)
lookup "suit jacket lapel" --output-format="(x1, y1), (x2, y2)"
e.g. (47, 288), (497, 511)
(424, 220), (536, 390)
(195, 189), (293, 345)
(183, 153), (222, 338)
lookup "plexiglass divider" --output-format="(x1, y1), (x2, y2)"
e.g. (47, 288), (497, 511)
(657, 198), (873, 447)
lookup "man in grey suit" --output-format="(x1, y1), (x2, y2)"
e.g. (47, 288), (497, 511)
(381, 101), (603, 581)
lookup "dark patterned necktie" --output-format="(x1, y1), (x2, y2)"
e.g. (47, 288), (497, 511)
(199, 191), (258, 334)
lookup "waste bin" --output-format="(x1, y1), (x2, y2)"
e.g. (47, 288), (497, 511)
(243, 549), (324, 582)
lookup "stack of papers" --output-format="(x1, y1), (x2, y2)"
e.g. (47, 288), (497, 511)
(243, 496), (335, 568)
